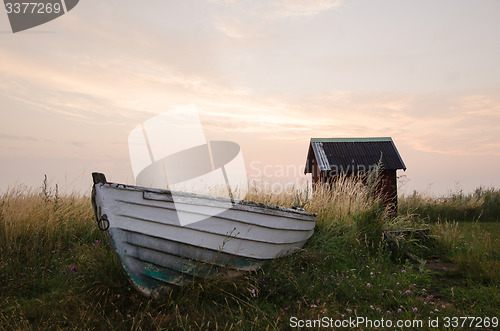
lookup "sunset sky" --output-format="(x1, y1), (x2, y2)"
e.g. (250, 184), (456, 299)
(1, 0), (499, 196)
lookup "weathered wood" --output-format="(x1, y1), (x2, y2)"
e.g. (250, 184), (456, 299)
(92, 173), (317, 296)
(92, 172), (107, 184)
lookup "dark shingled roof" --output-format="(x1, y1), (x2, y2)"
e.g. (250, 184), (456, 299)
(304, 137), (406, 174)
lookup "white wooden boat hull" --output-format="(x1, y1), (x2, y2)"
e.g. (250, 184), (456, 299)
(91, 173), (316, 296)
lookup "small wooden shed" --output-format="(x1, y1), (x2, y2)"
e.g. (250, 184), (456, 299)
(304, 137), (406, 214)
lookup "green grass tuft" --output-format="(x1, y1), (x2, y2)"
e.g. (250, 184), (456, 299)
(400, 187), (500, 223)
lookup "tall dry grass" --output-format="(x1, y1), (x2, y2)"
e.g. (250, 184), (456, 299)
(0, 179), (126, 329)
(247, 168), (420, 234)
(0, 180), (95, 261)
(247, 172), (381, 222)
(1, 175), (498, 329)
(247, 168), (428, 261)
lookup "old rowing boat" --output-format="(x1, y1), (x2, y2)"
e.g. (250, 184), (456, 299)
(91, 172), (316, 296)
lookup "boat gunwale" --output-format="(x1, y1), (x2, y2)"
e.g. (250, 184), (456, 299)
(98, 181), (317, 219)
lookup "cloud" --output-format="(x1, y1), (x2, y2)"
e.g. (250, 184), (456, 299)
(0, 25), (250, 127)
(0, 133), (42, 142)
(213, 16), (247, 39)
(210, 0), (344, 41)
(0, 0), (246, 112)
(196, 90), (500, 158)
(2, 25), (498, 159)
(210, 0), (343, 18)
(269, 0), (344, 18)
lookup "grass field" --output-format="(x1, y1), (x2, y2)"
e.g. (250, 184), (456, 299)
(0, 176), (498, 330)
